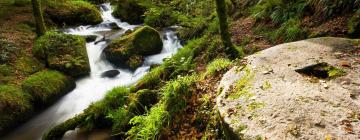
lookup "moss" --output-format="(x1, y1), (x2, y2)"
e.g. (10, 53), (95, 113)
(33, 31), (90, 77)
(144, 7), (177, 28)
(45, 0), (102, 26)
(0, 85), (33, 134)
(15, 56), (45, 75)
(104, 26), (163, 69)
(21, 70), (75, 106)
(202, 58), (232, 79)
(112, 0), (147, 24)
(42, 114), (86, 140)
(228, 67), (255, 99)
(261, 81), (272, 90)
(127, 55), (144, 69)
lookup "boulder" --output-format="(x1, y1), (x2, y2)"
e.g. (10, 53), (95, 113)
(103, 26), (163, 69)
(112, 0), (147, 24)
(217, 37), (360, 139)
(108, 22), (122, 30)
(84, 35), (98, 42)
(0, 85), (33, 135)
(33, 31), (90, 77)
(101, 70), (120, 78)
(45, 1), (102, 26)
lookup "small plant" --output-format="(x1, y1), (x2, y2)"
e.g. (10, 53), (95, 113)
(202, 58), (232, 79)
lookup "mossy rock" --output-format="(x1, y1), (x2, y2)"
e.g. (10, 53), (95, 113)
(112, 0), (147, 24)
(45, 1), (102, 26)
(33, 31), (90, 77)
(104, 26), (163, 69)
(22, 70), (76, 106)
(0, 85), (33, 135)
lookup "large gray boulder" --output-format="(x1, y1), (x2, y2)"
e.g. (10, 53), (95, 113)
(217, 37), (360, 139)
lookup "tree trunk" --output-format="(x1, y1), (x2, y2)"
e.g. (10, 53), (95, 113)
(31, 0), (46, 36)
(215, 0), (243, 58)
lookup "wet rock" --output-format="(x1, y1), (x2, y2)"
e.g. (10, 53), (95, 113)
(103, 26), (163, 70)
(101, 70), (120, 78)
(108, 22), (122, 30)
(217, 37), (360, 139)
(84, 35), (97, 42)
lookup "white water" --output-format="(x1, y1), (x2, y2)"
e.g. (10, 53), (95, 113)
(3, 3), (181, 140)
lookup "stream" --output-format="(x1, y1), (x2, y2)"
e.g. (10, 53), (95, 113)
(3, 3), (182, 140)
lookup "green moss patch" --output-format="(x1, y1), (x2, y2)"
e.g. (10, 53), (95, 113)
(0, 85), (33, 134)
(104, 26), (163, 69)
(45, 0), (102, 26)
(21, 70), (75, 105)
(33, 31), (90, 77)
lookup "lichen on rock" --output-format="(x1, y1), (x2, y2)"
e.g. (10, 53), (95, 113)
(217, 37), (360, 139)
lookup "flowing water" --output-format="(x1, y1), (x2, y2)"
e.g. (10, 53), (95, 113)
(3, 3), (182, 140)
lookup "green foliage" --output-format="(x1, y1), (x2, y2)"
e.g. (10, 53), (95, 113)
(127, 104), (169, 140)
(348, 9), (360, 36)
(144, 7), (177, 28)
(251, 0), (308, 24)
(256, 18), (306, 43)
(275, 18), (307, 42)
(21, 70), (75, 105)
(127, 75), (196, 139)
(83, 87), (130, 130)
(202, 58), (232, 79)
(0, 85), (33, 133)
(33, 31), (90, 77)
(45, 0), (102, 26)
(307, 0), (360, 19)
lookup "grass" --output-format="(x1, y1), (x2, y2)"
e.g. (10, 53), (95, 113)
(21, 70), (75, 105)
(127, 74), (196, 139)
(202, 58), (232, 79)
